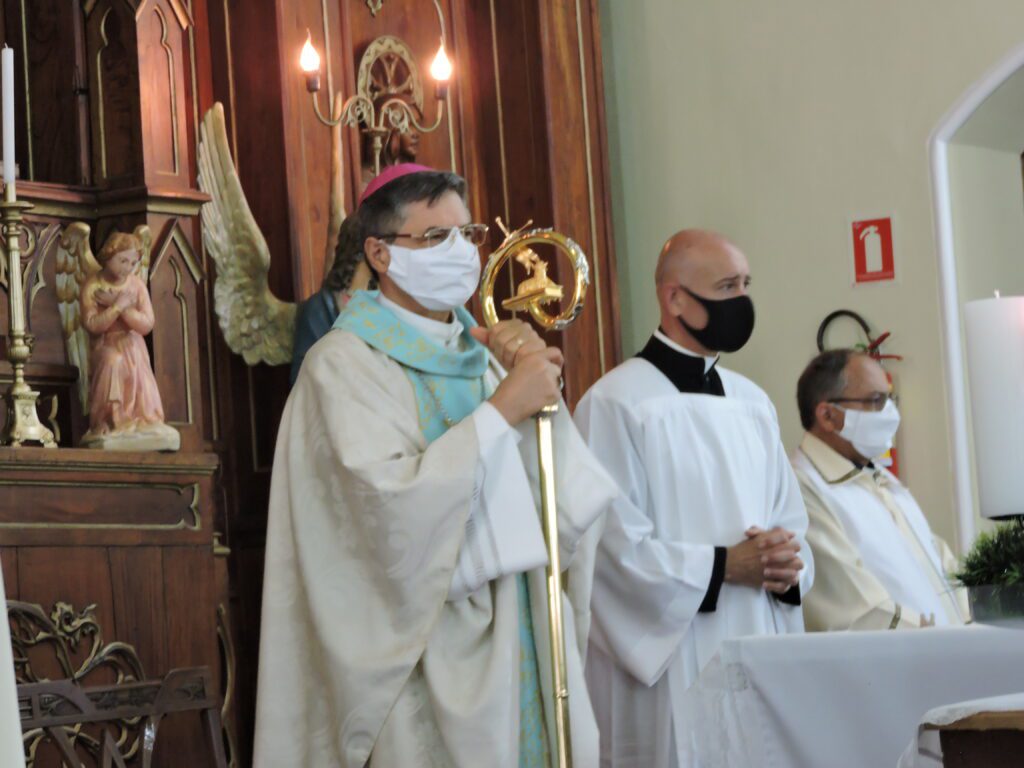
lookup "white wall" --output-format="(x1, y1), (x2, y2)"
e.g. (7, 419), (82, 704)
(949, 144), (1024, 302)
(600, 0), (1024, 547)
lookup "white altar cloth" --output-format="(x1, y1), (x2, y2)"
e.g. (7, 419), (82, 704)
(677, 626), (1024, 768)
(898, 691), (1024, 767)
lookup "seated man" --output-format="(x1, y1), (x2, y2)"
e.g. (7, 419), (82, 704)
(793, 348), (968, 630)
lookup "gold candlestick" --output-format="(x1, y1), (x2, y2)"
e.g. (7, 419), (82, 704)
(1, 183), (55, 447)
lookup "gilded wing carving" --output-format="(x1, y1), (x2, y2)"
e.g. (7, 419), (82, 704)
(197, 102), (296, 366)
(55, 222), (100, 412)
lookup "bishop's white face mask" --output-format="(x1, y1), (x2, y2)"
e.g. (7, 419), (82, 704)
(838, 399), (901, 460)
(385, 228), (481, 311)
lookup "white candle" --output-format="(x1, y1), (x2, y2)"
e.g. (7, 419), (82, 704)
(2, 46), (14, 192)
(963, 294), (1024, 518)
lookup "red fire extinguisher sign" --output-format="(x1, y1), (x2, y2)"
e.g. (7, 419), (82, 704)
(851, 217), (895, 283)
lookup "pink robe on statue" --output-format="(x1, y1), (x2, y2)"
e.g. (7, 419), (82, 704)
(81, 274), (165, 436)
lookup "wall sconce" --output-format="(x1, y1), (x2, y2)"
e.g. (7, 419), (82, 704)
(300, 30), (452, 176)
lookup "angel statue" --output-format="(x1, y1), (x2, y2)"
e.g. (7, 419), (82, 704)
(56, 224), (180, 451)
(198, 98), (371, 377)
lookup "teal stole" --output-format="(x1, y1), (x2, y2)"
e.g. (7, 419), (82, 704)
(335, 292), (551, 766)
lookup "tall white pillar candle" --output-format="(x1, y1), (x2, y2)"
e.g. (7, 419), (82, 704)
(2, 46), (14, 192)
(963, 294), (1024, 518)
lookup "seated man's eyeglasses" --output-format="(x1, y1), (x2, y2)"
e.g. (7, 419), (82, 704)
(827, 392), (898, 411)
(375, 224), (490, 248)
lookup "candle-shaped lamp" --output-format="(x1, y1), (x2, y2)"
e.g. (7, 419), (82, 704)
(2, 45), (15, 195)
(301, 31), (321, 93)
(430, 42), (452, 100)
(963, 293), (1024, 518)
(0, 44), (55, 447)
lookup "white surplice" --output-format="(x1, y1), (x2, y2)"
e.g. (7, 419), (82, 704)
(253, 298), (619, 768)
(574, 342), (813, 768)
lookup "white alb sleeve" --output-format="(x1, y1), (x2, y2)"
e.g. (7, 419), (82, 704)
(448, 402), (548, 601)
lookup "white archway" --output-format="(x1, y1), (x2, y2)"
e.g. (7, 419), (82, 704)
(929, 41), (1024, 548)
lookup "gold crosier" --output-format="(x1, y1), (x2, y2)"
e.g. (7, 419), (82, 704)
(479, 219), (589, 768)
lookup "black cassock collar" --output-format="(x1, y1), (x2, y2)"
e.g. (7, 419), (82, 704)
(636, 331), (724, 396)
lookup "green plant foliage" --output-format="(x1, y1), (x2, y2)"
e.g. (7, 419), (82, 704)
(954, 519), (1024, 588)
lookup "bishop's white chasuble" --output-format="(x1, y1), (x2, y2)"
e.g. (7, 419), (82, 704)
(574, 333), (813, 768)
(253, 292), (617, 768)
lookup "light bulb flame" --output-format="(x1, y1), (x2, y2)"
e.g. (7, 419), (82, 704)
(300, 32), (321, 74)
(430, 43), (453, 82)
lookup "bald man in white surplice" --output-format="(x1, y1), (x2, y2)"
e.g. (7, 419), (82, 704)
(575, 230), (813, 768)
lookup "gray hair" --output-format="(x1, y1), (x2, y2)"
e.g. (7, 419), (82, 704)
(796, 349), (860, 430)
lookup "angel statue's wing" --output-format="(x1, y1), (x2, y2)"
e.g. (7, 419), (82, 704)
(134, 225), (153, 282)
(197, 102), (296, 366)
(55, 222), (100, 412)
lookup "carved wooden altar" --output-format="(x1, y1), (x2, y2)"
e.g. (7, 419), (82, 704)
(0, 0), (619, 764)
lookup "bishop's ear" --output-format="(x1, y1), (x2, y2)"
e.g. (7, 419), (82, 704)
(816, 401), (844, 433)
(364, 237), (391, 276)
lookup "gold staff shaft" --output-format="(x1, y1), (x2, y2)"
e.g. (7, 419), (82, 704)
(479, 226), (590, 768)
(536, 404), (572, 768)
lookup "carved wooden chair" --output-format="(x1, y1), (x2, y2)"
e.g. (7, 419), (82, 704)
(9, 600), (228, 767)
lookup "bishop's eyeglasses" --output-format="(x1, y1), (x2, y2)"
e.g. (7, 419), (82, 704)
(374, 224), (490, 247)
(827, 392), (898, 411)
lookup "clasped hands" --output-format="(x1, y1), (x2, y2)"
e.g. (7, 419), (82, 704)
(726, 526), (804, 595)
(469, 319), (563, 426)
(95, 288), (135, 313)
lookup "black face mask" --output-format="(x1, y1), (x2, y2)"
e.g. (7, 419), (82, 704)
(678, 287), (755, 353)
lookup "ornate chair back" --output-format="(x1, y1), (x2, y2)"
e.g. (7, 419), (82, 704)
(8, 600), (228, 767)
